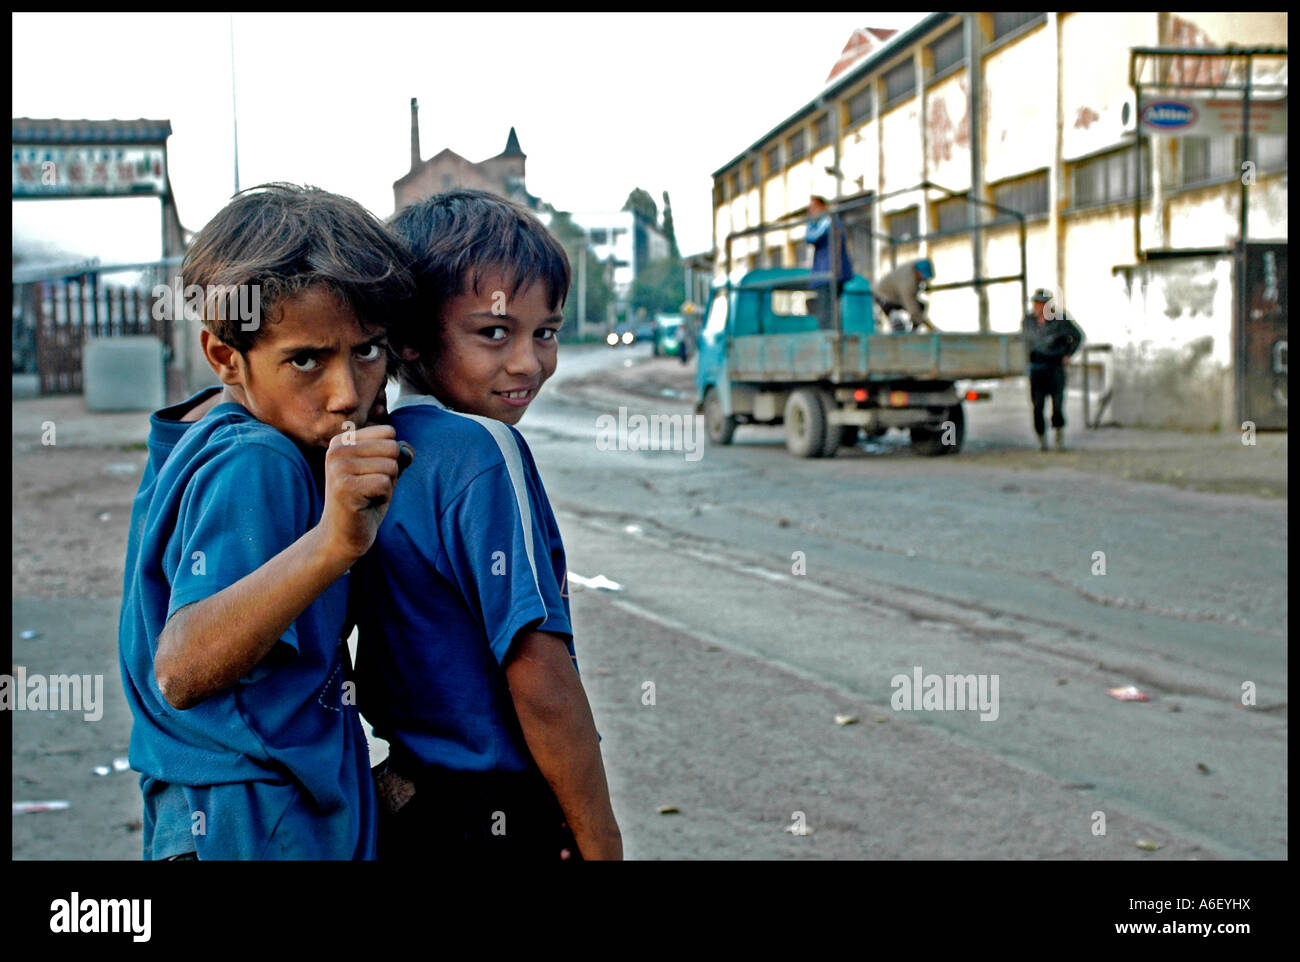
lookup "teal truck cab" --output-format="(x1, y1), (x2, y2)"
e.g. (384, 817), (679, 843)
(695, 186), (1030, 458)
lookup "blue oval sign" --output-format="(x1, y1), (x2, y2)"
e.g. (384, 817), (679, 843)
(1141, 100), (1198, 130)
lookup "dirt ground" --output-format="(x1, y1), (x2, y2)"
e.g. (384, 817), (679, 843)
(9, 364), (1287, 866)
(12, 441), (145, 599)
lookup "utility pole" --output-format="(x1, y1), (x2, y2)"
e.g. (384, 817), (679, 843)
(230, 14), (240, 195)
(577, 233), (587, 341)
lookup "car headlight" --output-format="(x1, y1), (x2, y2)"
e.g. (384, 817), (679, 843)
(622, 331), (634, 344)
(606, 332), (618, 346)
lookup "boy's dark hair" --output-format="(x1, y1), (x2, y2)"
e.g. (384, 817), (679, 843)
(182, 183), (417, 354)
(387, 189), (571, 386)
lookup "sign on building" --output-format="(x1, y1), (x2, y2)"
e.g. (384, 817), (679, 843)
(12, 145), (168, 198)
(1138, 96), (1287, 136)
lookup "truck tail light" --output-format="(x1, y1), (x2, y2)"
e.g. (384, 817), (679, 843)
(888, 390), (909, 407)
(853, 388), (868, 402)
(965, 390), (990, 401)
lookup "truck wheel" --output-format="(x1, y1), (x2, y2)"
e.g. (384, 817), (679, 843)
(910, 403), (965, 456)
(820, 409), (850, 458)
(785, 387), (829, 458)
(703, 387), (736, 445)
(909, 425), (944, 456)
(939, 403), (965, 455)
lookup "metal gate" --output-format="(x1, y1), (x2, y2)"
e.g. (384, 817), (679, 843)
(27, 272), (172, 395)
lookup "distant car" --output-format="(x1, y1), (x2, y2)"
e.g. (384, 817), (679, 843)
(605, 322), (636, 347)
(653, 314), (683, 357)
(634, 319), (655, 342)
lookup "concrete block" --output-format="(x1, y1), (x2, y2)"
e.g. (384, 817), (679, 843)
(82, 336), (165, 412)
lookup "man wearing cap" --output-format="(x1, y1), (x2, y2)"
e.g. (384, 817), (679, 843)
(874, 259), (936, 332)
(1022, 288), (1084, 451)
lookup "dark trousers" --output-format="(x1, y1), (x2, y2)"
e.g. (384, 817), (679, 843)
(377, 753), (580, 862)
(812, 279), (847, 329)
(1029, 363), (1067, 435)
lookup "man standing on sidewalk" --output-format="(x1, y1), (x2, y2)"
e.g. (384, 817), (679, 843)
(1022, 288), (1084, 451)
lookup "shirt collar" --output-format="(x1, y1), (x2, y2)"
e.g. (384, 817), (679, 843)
(390, 391), (450, 413)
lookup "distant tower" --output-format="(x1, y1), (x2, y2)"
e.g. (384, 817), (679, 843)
(410, 97), (421, 170)
(500, 126), (525, 182)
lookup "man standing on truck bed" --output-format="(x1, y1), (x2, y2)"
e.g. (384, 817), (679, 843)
(806, 195), (854, 330)
(874, 258), (936, 333)
(1022, 287), (1084, 451)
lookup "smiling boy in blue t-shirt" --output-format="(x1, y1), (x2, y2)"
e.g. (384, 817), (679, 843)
(118, 184), (416, 859)
(356, 189), (622, 860)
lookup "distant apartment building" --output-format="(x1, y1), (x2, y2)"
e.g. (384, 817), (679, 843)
(710, 12), (1287, 428)
(393, 98), (538, 215)
(569, 209), (671, 306)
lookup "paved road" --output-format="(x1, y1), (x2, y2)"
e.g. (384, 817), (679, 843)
(10, 345), (1286, 859)
(517, 343), (1287, 858)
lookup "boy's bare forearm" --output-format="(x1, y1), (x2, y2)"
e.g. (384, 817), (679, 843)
(506, 631), (623, 860)
(154, 526), (351, 710)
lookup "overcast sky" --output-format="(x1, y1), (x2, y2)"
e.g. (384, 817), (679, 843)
(12, 12), (925, 267)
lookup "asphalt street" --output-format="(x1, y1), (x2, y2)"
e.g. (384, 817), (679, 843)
(10, 342), (1287, 860)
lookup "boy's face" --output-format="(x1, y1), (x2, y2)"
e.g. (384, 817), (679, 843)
(208, 286), (390, 448)
(424, 271), (563, 424)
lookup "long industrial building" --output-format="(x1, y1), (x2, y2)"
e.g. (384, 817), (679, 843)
(710, 12), (1287, 429)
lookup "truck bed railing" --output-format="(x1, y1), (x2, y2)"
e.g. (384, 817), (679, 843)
(723, 181), (1028, 332)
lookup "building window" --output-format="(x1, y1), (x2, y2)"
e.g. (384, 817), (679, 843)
(845, 85), (873, 128)
(442, 174), (454, 189)
(1183, 136), (1287, 186)
(814, 113), (832, 148)
(929, 25), (966, 78)
(1181, 137), (1236, 186)
(991, 12), (1045, 42)
(883, 60), (916, 109)
(749, 157), (760, 186)
(1255, 134), (1288, 172)
(787, 129), (807, 163)
(730, 172), (741, 196)
(1070, 145), (1151, 209)
(887, 207), (920, 240)
(765, 143), (782, 176)
(991, 170), (1049, 219)
(589, 228), (608, 245)
(934, 193), (973, 232)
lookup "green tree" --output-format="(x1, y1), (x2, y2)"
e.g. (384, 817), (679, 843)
(545, 207), (614, 336)
(630, 254), (685, 318)
(661, 190), (679, 258)
(622, 188), (658, 225)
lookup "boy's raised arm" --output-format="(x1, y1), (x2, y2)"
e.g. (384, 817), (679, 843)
(154, 426), (401, 710)
(505, 629), (623, 860)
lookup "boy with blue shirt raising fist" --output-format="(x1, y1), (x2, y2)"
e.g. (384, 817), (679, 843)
(356, 189), (622, 860)
(118, 184), (417, 859)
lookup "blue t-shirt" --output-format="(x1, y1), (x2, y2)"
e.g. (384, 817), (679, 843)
(118, 401), (377, 860)
(354, 393), (574, 774)
(119, 387), (222, 604)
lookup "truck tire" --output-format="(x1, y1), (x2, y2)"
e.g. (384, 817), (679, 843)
(910, 403), (965, 456)
(703, 387), (736, 445)
(784, 387), (830, 458)
(909, 424), (943, 456)
(940, 402), (966, 455)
